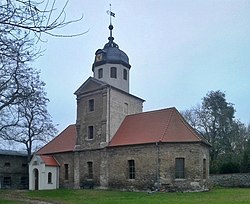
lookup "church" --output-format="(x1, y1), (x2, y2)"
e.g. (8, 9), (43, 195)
(29, 20), (211, 192)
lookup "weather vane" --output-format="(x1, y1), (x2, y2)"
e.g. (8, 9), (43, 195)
(107, 4), (115, 25)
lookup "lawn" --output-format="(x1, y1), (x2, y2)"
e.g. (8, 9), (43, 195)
(0, 188), (250, 204)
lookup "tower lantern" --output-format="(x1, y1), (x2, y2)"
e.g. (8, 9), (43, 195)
(92, 11), (131, 93)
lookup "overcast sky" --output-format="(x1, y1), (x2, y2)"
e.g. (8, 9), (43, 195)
(34, 0), (250, 133)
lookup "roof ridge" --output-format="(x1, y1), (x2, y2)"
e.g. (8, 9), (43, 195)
(160, 108), (174, 141)
(127, 107), (176, 118)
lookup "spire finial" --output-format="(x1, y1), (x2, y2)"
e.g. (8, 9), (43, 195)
(106, 4), (116, 44)
(105, 4), (118, 48)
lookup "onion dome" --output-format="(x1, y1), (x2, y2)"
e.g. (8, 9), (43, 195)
(92, 24), (131, 70)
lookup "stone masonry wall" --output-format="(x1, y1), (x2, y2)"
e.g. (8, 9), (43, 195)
(210, 173), (250, 187)
(54, 152), (74, 188)
(76, 88), (108, 150)
(107, 142), (210, 192)
(109, 88), (143, 141)
(77, 149), (103, 187)
(0, 154), (28, 189)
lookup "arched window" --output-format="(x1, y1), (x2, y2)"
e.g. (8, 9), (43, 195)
(48, 172), (52, 184)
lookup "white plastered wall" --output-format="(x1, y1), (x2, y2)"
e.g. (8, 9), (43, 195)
(29, 155), (59, 190)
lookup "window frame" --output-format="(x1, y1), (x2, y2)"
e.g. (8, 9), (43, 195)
(3, 176), (11, 188)
(128, 160), (135, 180)
(20, 177), (28, 188)
(87, 125), (94, 140)
(203, 159), (207, 179)
(87, 161), (93, 180)
(123, 69), (128, 80)
(48, 172), (52, 184)
(88, 99), (95, 112)
(98, 68), (103, 79)
(175, 158), (185, 179)
(64, 164), (69, 180)
(110, 67), (117, 78)
(124, 102), (128, 114)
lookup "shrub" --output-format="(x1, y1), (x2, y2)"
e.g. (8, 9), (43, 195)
(219, 162), (240, 174)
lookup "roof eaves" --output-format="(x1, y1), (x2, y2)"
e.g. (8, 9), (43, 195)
(108, 140), (210, 148)
(39, 149), (74, 155)
(0, 150), (27, 156)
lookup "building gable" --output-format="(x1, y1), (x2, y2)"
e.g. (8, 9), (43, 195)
(74, 77), (108, 96)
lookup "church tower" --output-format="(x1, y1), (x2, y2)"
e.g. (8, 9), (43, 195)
(74, 21), (144, 151)
(92, 24), (131, 93)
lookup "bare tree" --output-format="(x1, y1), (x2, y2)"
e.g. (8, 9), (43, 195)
(0, 0), (85, 40)
(0, 0), (85, 108)
(1, 70), (57, 160)
(0, 39), (33, 130)
(0, 0), (84, 154)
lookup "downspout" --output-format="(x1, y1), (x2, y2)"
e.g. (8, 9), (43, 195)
(155, 142), (160, 191)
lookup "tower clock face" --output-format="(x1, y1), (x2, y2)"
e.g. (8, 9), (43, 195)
(96, 53), (103, 62)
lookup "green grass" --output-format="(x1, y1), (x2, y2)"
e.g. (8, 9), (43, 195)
(0, 188), (250, 204)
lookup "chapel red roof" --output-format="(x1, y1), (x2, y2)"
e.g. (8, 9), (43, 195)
(37, 124), (77, 155)
(109, 107), (210, 147)
(40, 155), (60, 166)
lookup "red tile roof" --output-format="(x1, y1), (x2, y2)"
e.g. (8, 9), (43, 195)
(40, 155), (60, 166)
(37, 124), (77, 155)
(109, 107), (210, 147)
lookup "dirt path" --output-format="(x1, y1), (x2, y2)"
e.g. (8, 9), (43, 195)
(0, 190), (57, 204)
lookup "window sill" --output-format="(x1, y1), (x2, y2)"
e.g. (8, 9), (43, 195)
(174, 178), (186, 181)
(86, 138), (94, 141)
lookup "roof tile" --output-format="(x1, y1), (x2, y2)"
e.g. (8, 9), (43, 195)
(40, 155), (59, 166)
(109, 107), (210, 147)
(37, 124), (77, 154)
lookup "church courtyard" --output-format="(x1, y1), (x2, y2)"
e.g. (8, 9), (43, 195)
(0, 188), (250, 204)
